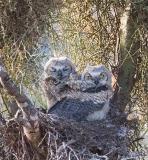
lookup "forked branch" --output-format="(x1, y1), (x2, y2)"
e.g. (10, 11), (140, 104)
(0, 62), (41, 146)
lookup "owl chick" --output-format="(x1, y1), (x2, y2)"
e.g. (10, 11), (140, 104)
(82, 64), (113, 121)
(65, 64), (113, 121)
(42, 57), (77, 110)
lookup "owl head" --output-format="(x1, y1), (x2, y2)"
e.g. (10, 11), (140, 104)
(82, 64), (112, 88)
(44, 57), (77, 82)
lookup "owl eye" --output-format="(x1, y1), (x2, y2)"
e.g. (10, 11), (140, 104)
(99, 72), (106, 79)
(50, 67), (56, 72)
(63, 66), (70, 72)
(84, 73), (93, 81)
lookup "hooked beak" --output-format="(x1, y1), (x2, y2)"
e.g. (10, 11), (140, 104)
(94, 78), (100, 85)
(57, 70), (63, 80)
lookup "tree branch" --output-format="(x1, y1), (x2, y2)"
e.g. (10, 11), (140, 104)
(0, 62), (41, 146)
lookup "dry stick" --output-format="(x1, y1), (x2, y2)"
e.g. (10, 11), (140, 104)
(0, 63), (41, 146)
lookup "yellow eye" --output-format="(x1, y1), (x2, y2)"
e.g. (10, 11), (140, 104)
(99, 73), (105, 79)
(63, 66), (70, 72)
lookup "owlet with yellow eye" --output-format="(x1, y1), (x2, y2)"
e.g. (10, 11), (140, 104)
(81, 64), (112, 90)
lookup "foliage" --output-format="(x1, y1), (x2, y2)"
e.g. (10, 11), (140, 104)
(48, 0), (126, 69)
(0, 0), (147, 159)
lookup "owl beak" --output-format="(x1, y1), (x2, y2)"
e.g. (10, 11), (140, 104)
(57, 70), (63, 80)
(94, 78), (99, 85)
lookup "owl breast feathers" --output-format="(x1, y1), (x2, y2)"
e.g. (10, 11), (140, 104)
(48, 89), (113, 121)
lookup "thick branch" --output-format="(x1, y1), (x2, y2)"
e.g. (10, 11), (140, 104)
(0, 65), (34, 114)
(0, 63), (41, 145)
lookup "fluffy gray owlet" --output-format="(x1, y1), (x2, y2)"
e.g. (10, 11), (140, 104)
(81, 64), (113, 121)
(42, 57), (77, 110)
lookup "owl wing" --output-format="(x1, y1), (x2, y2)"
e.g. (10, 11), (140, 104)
(48, 97), (106, 121)
(48, 90), (113, 121)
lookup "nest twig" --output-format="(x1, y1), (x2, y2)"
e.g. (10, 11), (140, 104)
(0, 110), (132, 160)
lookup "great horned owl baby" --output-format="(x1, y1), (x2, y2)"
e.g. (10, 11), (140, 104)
(64, 64), (113, 121)
(42, 57), (77, 110)
(82, 64), (113, 121)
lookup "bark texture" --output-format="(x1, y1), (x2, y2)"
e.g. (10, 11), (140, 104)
(115, 1), (141, 112)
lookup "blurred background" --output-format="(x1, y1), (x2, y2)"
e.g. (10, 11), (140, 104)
(0, 0), (147, 159)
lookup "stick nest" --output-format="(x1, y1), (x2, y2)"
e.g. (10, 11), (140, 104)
(0, 109), (134, 160)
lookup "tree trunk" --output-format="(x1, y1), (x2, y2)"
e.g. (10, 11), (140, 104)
(114, 1), (141, 112)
